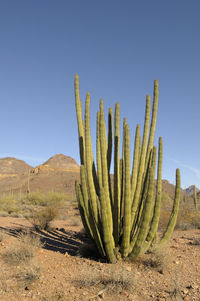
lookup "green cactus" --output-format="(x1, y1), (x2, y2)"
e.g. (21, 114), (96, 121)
(74, 75), (180, 263)
(193, 185), (198, 210)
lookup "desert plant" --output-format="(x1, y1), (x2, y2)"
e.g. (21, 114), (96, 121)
(15, 261), (41, 287)
(193, 185), (198, 210)
(1, 231), (43, 265)
(74, 265), (136, 296)
(74, 75), (180, 263)
(27, 206), (59, 230)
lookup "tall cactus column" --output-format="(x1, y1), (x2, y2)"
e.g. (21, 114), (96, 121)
(74, 74), (180, 263)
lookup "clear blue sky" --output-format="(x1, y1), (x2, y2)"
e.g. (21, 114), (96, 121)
(0, 0), (200, 188)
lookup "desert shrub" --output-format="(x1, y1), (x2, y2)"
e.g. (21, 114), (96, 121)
(75, 265), (136, 295)
(24, 191), (48, 206)
(175, 206), (200, 230)
(15, 260), (41, 287)
(24, 191), (67, 207)
(1, 232), (43, 265)
(46, 191), (66, 206)
(27, 206), (59, 230)
(0, 211), (9, 217)
(0, 197), (20, 215)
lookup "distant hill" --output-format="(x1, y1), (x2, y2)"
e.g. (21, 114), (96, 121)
(0, 154), (80, 196)
(0, 157), (33, 175)
(0, 154), (185, 199)
(185, 185), (200, 195)
(42, 154), (79, 171)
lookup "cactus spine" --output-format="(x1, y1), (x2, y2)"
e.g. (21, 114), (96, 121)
(74, 75), (180, 263)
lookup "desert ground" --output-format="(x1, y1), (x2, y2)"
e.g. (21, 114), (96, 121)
(0, 155), (200, 300)
(0, 214), (200, 301)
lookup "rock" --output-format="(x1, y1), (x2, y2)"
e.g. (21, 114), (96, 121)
(124, 266), (132, 272)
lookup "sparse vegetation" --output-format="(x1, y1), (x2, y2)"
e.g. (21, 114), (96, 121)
(27, 206), (59, 230)
(1, 231), (43, 265)
(15, 261), (41, 287)
(0, 191), (74, 223)
(176, 203), (200, 230)
(0, 231), (42, 294)
(74, 265), (136, 296)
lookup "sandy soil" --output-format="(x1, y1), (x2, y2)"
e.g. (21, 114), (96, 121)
(0, 216), (200, 301)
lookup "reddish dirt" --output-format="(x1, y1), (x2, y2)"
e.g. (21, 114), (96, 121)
(0, 216), (200, 301)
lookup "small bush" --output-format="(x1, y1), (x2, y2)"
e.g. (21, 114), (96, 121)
(1, 232), (43, 265)
(27, 206), (59, 230)
(176, 207), (200, 230)
(15, 261), (41, 287)
(74, 265), (136, 295)
(25, 191), (48, 206)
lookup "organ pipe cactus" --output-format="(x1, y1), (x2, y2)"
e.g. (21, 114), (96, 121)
(193, 185), (197, 210)
(74, 75), (180, 263)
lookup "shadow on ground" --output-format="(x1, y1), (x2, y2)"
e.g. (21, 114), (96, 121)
(0, 223), (89, 256)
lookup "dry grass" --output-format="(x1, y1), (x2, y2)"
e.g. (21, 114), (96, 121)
(15, 260), (41, 287)
(74, 265), (136, 297)
(0, 232), (42, 294)
(0, 191), (70, 219)
(0, 230), (5, 242)
(1, 231), (43, 265)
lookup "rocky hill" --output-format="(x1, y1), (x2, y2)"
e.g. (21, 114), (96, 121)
(42, 154), (79, 171)
(185, 185), (200, 195)
(0, 154), (186, 199)
(0, 157), (33, 175)
(0, 154), (80, 195)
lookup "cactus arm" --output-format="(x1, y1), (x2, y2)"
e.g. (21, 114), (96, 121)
(113, 102), (121, 246)
(129, 147), (156, 260)
(141, 137), (163, 254)
(107, 108), (113, 173)
(85, 92), (98, 223)
(131, 95), (151, 225)
(74, 74), (85, 165)
(99, 99), (114, 246)
(120, 118), (127, 219)
(121, 124), (131, 258)
(96, 111), (102, 188)
(107, 108), (113, 207)
(159, 168), (181, 247)
(144, 80), (159, 173)
(131, 124), (140, 202)
(119, 158), (124, 222)
(194, 185), (197, 210)
(80, 165), (89, 216)
(75, 181), (94, 241)
(100, 187), (116, 263)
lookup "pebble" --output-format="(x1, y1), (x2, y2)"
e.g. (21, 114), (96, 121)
(124, 266), (132, 272)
